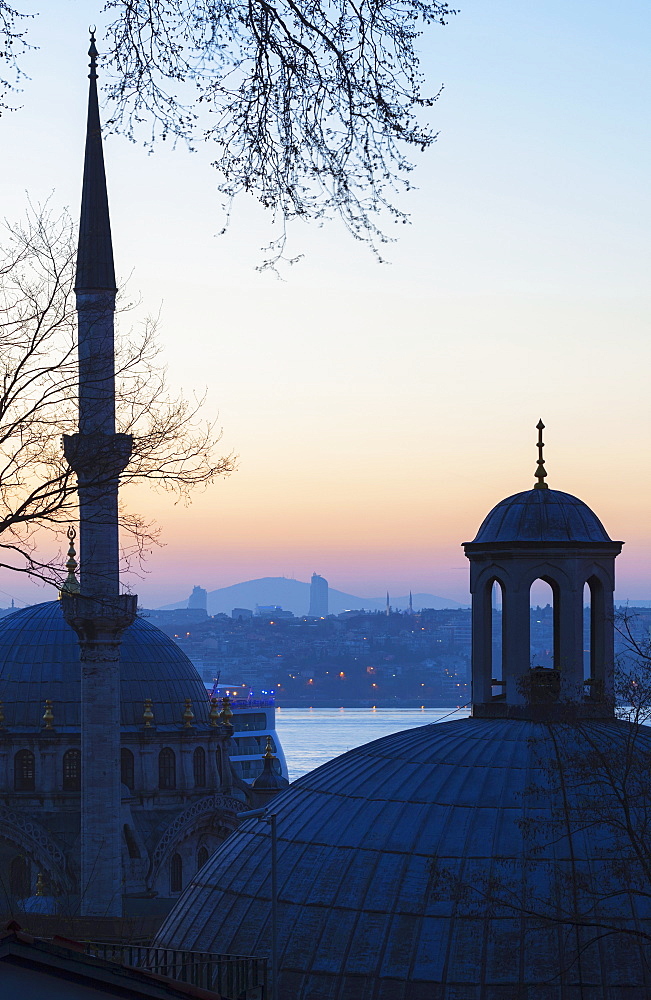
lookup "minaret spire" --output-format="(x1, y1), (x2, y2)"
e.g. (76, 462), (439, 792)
(61, 32), (137, 919)
(76, 30), (116, 293)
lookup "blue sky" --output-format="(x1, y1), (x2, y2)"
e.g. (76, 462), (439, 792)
(0, 1), (649, 607)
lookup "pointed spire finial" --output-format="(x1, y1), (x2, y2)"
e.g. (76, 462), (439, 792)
(264, 735), (274, 759)
(534, 419), (549, 490)
(43, 699), (54, 730)
(88, 26), (98, 80)
(220, 695), (233, 727)
(60, 526), (81, 597)
(182, 698), (195, 728)
(143, 698), (154, 727)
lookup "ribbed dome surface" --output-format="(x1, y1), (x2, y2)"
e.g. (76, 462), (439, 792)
(156, 717), (651, 999)
(472, 487), (612, 544)
(0, 601), (209, 729)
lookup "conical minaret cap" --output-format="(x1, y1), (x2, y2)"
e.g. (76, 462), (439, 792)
(75, 30), (116, 292)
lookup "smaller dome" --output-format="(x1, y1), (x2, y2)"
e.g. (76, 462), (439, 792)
(252, 755), (289, 792)
(472, 488), (612, 544)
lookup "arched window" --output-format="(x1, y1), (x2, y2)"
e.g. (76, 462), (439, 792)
(193, 746), (206, 787)
(583, 581), (592, 684)
(9, 856), (30, 898)
(585, 575), (607, 697)
(490, 579), (504, 700)
(529, 579), (558, 670)
(170, 853), (183, 893)
(197, 846), (209, 871)
(121, 748), (135, 790)
(159, 748), (176, 790)
(14, 750), (35, 791)
(63, 748), (81, 791)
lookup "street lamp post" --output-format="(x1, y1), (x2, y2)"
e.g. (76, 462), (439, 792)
(238, 807), (278, 1000)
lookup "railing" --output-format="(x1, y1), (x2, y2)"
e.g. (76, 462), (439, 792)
(84, 943), (267, 999)
(227, 698), (275, 709)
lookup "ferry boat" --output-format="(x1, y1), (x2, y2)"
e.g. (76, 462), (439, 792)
(206, 682), (289, 784)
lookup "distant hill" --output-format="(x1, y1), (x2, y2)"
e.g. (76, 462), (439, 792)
(159, 577), (465, 616)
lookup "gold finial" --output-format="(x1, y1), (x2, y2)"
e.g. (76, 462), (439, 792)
(209, 697), (220, 727)
(183, 698), (195, 728)
(35, 872), (47, 897)
(534, 419), (549, 490)
(263, 735), (274, 759)
(143, 698), (154, 727)
(219, 695), (233, 725)
(43, 699), (54, 729)
(59, 526), (81, 597)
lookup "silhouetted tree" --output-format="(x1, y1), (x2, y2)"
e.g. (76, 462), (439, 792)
(0, 202), (234, 584)
(0, 0), (454, 261)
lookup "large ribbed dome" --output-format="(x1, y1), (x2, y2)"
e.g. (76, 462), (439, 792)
(471, 487), (612, 544)
(0, 601), (209, 729)
(156, 717), (651, 999)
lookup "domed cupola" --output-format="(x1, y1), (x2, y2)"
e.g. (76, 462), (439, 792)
(473, 487), (611, 544)
(0, 601), (211, 729)
(463, 422), (623, 719)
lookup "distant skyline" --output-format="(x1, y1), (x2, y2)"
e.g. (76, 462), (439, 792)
(0, 2), (649, 609)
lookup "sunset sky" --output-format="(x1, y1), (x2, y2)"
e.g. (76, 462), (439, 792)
(0, 1), (650, 609)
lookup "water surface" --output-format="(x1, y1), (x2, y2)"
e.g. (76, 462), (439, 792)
(275, 706), (470, 781)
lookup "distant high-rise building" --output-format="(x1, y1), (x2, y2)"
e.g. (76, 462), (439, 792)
(188, 586), (208, 611)
(309, 573), (328, 618)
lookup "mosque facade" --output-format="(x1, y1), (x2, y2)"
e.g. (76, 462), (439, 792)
(156, 431), (651, 998)
(0, 600), (245, 912)
(0, 36), (250, 921)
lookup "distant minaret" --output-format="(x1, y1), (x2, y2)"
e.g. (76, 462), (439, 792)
(385, 591), (390, 616)
(62, 33), (137, 917)
(409, 591), (414, 614)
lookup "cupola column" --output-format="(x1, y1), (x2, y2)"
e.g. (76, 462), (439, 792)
(470, 579), (493, 706)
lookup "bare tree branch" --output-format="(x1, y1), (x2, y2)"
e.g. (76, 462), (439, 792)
(1, 1), (454, 262)
(0, 200), (235, 586)
(0, 1), (33, 111)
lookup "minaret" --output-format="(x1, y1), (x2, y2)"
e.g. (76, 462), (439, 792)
(385, 591), (390, 616)
(61, 33), (137, 917)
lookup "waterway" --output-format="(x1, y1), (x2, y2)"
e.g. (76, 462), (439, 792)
(275, 706), (470, 782)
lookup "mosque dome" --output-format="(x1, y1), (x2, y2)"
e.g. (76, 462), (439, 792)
(0, 601), (210, 729)
(156, 717), (651, 998)
(471, 487), (612, 545)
